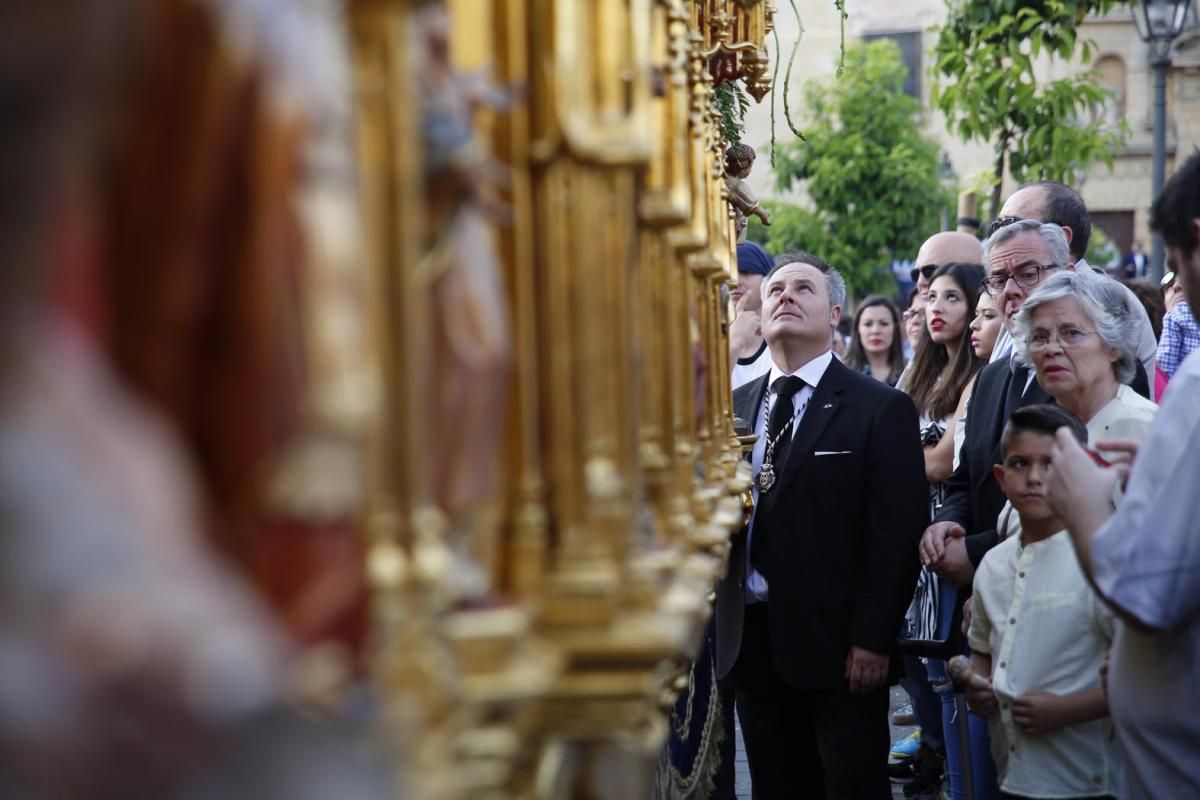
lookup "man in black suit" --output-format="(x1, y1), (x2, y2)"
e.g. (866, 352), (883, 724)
(715, 252), (928, 798)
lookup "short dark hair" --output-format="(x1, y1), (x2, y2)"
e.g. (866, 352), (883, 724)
(764, 251), (846, 309)
(1151, 150), (1200, 258)
(1026, 180), (1091, 260)
(999, 404), (1088, 460)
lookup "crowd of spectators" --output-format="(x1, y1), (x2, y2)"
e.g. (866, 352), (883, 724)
(729, 155), (1200, 799)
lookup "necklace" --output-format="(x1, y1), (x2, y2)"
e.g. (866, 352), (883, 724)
(757, 391), (801, 493)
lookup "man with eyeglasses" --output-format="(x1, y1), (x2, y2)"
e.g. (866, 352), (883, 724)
(987, 181), (1158, 381)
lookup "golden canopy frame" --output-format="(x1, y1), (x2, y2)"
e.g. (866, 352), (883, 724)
(346, 1), (776, 796)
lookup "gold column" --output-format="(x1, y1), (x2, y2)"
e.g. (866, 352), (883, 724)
(349, 4), (462, 799)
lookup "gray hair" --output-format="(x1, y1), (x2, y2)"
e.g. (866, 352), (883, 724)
(982, 219), (1070, 269)
(761, 250), (847, 310)
(1012, 269), (1139, 384)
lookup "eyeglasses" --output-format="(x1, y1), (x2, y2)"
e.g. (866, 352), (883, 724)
(982, 264), (1058, 295)
(988, 215), (1023, 235)
(902, 308), (924, 322)
(909, 264), (938, 283)
(1026, 327), (1097, 352)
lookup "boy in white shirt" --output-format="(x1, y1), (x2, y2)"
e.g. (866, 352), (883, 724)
(965, 405), (1117, 799)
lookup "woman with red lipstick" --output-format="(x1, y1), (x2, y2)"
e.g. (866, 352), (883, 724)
(897, 262), (985, 796)
(846, 295), (905, 386)
(903, 262), (986, 485)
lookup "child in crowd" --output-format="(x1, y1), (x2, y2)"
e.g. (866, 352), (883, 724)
(964, 405), (1117, 800)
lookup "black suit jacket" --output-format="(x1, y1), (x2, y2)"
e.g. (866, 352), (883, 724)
(715, 358), (928, 691)
(935, 357), (1150, 567)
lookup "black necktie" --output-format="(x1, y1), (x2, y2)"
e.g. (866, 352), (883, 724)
(1002, 364), (1028, 424)
(766, 375), (807, 475)
(751, 375), (806, 577)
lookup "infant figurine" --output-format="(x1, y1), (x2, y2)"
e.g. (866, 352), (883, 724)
(724, 143), (771, 226)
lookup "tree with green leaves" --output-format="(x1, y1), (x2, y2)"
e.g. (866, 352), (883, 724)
(770, 40), (952, 295)
(931, 0), (1129, 217)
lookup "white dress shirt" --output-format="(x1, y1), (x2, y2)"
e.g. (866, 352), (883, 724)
(969, 530), (1118, 798)
(1088, 349), (1200, 799)
(744, 350), (834, 602)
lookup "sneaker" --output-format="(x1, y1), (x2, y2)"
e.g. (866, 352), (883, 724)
(889, 728), (921, 759)
(890, 703), (917, 726)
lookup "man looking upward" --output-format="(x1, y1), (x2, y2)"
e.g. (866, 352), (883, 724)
(716, 252), (927, 798)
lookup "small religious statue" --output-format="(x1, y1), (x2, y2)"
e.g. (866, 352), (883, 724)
(724, 143), (770, 226)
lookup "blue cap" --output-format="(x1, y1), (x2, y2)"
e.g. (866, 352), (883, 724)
(736, 241), (773, 276)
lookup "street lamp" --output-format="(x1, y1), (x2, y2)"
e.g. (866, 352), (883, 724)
(1132, 0), (1191, 281)
(937, 150), (957, 232)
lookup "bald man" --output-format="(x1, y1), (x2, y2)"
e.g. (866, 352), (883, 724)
(990, 182), (1157, 378)
(911, 231), (984, 297)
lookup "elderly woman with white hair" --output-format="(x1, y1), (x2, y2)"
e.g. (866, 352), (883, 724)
(992, 269), (1159, 542)
(1012, 268), (1157, 442)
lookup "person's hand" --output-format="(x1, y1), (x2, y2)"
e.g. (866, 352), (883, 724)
(1094, 439), (1140, 489)
(961, 596), (973, 638)
(919, 521), (965, 567)
(964, 674), (997, 716)
(844, 646), (889, 695)
(930, 535), (975, 587)
(1045, 429), (1122, 526)
(1094, 438), (1141, 466)
(1013, 690), (1070, 735)
(728, 293), (762, 357)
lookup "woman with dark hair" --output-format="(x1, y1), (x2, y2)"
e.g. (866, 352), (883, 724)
(902, 262), (987, 483)
(845, 295), (905, 386)
(898, 261), (987, 798)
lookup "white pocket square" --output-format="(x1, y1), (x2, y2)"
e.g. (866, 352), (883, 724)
(814, 450), (852, 456)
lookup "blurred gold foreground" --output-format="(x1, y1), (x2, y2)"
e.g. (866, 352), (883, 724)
(0, 1), (777, 797)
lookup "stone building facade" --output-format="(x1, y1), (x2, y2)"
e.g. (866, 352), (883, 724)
(744, 1), (1200, 258)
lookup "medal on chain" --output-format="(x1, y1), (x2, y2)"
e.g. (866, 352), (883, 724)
(755, 391), (797, 495)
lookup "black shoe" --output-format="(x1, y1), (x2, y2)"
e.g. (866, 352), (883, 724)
(887, 759), (917, 784)
(902, 747), (944, 799)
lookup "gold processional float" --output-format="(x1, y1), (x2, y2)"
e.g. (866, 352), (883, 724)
(139, 0), (777, 797)
(344, 0), (778, 797)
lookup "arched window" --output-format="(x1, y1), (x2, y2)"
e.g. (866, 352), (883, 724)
(1094, 54), (1127, 127)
